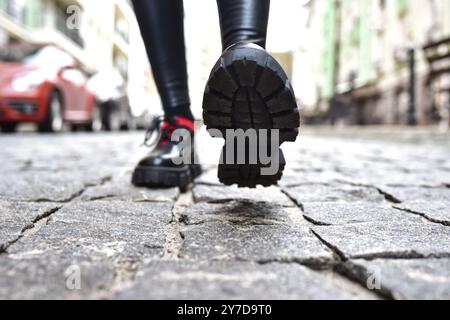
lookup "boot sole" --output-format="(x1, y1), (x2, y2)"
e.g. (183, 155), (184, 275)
(132, 164), (202, 190)
(202, 44), (300, 188)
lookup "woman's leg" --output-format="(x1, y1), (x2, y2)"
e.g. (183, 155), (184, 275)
(131, 0), (200, 190)
(132, 0), (193, 120)
(216, 0), (270, 50)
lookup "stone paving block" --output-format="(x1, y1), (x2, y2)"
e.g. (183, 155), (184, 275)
(284, 183), (385, 204)
(193, 185), (293, 207)
(0, 133), (140, 164)
(117, 260), (362, 300)
(0, 200), (174, 299)
(379, 186), (450, 202)
(0, 201), (60, 250)
(394, 201), (450, 226)
(335, 160), (404, 176)
(339, 168), (445, 187)
(280, 170), (348, 187)
(313, 221), (450, 259)
(180, 221), (332, 264)
(79, 174), (179, 202)
(0, 169), (113, 202)
(7, 201), (173, 259)
(0, 253), (115, 300)
(350, 258), (450, 300)
(428, 170), (450, 186)
(285, 156), (339, 172)
(302, 202), (419, 226)
(180, 201), (293, 226)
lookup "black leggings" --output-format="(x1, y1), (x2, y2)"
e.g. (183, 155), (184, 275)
(132, 0), (270, 117)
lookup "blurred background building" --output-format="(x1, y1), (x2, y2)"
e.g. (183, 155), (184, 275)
(300, 0), (450, 127)
(0, 0), (153, 116)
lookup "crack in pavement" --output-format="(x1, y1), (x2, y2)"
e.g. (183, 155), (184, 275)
(393, 206), (450, 227)
(26, 175), (113, 203)
(0, 175), (113, 255)
(309, 230), (396, 299)
(310, 230), (348, 261)
(336, 180), (403, 204)
(162, 191), (193, 260)
(302, 215), (332, 226)
(255, 257), (336, 271)
(278, 185), (396, 300)
(351, 251), (450, 260)
(310, 226), (450, 299)
(1, 172), (160, 299)
(280, 181), (450, 299)
(279, 186), (305, 211)
(375, 187), (402, 204)
(0, 206), (62, 255)
(335, 261), (395, 300)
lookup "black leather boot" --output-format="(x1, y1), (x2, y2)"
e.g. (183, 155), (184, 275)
(132, 116), (202, 190)
(202, 43), (300, 188)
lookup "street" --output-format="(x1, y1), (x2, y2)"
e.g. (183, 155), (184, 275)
(0, 127), (449, 300)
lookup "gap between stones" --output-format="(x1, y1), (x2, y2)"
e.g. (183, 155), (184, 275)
(393, 206), (450, 227)
(27, 176), (113, 203)
(105, 190), (198, 298)
(162, 191), (193, 260)
(279, 186), (394, 300)
(160, 197), (383, 300)
(0, 175), (112, 255)
(334, 180), (403, 204)
(340, 182), (450, 227)
(131, 181), (445, 300)
(279, 184), (450, 299)
(0, 206), (62, 255)
(0, 173), (157, 299)
(309, 229), (394, 300)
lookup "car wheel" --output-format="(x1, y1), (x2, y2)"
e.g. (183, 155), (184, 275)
(39, 91), (64, 133)
(86, 103), (103, 132)
(0, 123), (17, 133)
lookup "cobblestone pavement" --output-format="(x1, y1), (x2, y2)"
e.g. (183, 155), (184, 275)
(0, 127), (449, 300)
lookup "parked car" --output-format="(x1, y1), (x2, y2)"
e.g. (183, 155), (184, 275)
(0, 43), (101, 133)
(88, 69), (136, 131)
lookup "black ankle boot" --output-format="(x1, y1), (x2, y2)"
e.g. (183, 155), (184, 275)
(132, 116), (202, 190)
(202, 42), (300, 188)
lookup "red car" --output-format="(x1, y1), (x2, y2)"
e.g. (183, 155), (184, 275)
(0, 44), (101, 133)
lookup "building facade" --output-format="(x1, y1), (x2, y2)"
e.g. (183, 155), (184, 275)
(305, 0), (450, 126)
